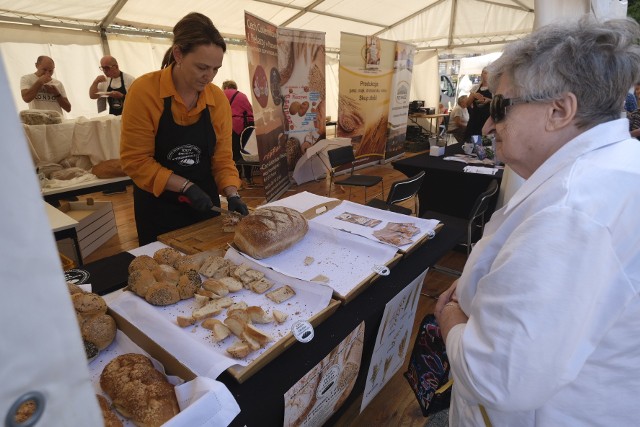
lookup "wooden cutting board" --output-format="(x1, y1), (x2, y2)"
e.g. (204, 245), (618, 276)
(157, 216), (233, 255)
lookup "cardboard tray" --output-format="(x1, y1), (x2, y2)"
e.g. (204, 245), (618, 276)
(109, 299), (340, 384)
(226, 299), (341, 383)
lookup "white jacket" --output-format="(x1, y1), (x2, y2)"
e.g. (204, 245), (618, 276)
(448, 119), (640, 426)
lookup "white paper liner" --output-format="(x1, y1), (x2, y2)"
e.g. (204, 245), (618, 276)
(237, 221), (398, 297)
(264, 191), (439, 251)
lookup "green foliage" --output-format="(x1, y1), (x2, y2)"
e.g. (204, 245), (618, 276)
(629, 0), (640, 24)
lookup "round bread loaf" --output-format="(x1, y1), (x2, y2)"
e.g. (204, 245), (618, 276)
(233, 206), (308, 259)
(153, 247), (182, 266)
(100, 353), (179, 427)
(72, 292), (108, 316)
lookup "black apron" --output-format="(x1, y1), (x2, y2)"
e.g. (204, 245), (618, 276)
(464, 86), (492, 140)
(107, 72), (127, 116)
(133, 97), (220, 245)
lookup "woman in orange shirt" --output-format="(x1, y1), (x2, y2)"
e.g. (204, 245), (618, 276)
(120, 13), (248, 245)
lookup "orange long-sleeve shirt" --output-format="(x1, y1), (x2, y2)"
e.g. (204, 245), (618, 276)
(120, 65), (240, 197)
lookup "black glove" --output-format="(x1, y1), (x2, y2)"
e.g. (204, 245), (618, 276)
(228, 195), (249, 216)
(182, 184), (214, 212)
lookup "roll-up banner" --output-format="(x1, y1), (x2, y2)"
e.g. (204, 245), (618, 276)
(276, 27), (327, 176)
(385, 41), (415, 162)
(337, 33), (394, 165)
(244, 12), (290, 201)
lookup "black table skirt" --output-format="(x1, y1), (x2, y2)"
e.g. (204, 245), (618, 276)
(392, 144), (503, 218)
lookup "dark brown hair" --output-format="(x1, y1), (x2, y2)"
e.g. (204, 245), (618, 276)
(161, 12), (226, 69)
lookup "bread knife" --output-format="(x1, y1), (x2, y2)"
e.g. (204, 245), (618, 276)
(211, 205), (245, 218)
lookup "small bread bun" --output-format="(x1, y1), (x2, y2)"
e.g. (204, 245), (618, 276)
(128, 255), (159, 273)
(177, 270), (201, 299)
(81, 313), (117, 350)
(72, 292), (108, 316)
(173, 255), (201, 273)
(153, 247), (182, 266)
(144, 282), (180, 306)
(152, 264), (180, 284)
(127, 269), (156, 297)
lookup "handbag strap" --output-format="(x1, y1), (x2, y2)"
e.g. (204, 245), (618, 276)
(442, 379), (493, 427)
(479, 404), (493, 427)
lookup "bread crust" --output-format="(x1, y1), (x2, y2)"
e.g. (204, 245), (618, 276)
(233, 206), (308, 259)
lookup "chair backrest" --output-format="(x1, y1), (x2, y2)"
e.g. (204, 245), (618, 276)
(386, 171), (426, 205)
(468, 179), (499, 221)
(327, 145), (356, 170)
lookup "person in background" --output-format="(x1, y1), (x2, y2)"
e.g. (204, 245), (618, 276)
(89, 56), (135, 116)
(20, 56), (71, 114)
(447, 95), (468, 143)
(634, 81), (640, 105)
(221, 80), (254, 161)
(463, 67), (492, 141)
(435, 17), (640, 426)
(120, 12), (248, 245)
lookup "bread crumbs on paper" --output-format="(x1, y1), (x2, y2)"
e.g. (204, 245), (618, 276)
(304, 256), (314, 266)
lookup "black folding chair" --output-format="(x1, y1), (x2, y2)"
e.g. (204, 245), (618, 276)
(425, 179), (499, 258)
(366, 171), (425, 216)
(327, 145), (383, 203)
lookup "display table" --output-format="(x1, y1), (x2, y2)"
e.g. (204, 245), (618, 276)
(86, 218), (462, 425)
(393, 143), (503, 217)
(408, 112), (449, 144)
(24, 115), (121, 166)
(44, 201), (82, 266)
(42, 176), (131, 206)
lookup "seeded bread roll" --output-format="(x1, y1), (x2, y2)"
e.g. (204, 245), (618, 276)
(234, 206), (308, 259)
(100, 353), (179, 427)
(81, 313), (117, 350)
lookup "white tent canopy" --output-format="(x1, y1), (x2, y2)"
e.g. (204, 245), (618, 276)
(0, 1), (535, 119)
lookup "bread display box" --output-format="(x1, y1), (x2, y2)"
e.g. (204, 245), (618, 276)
(58, 199), (117, 258)
(106, 241), (338, 384)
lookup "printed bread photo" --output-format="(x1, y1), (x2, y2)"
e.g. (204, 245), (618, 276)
(233, 206), (308, 259)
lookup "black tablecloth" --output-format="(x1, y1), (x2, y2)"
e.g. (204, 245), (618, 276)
(392, 144), (503, 218)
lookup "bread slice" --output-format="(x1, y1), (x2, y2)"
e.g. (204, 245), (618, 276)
(176, 315), (196, 327)
(247, 306), (273, 324)
(224, 314), (248, 337)
(227, 308), (250, 323)
(199, 256), (231, 278)
(249, 278), (274, 294)
(193, 293), (210, 307)
(218, 276), (243, 292)
(192, 297), (234, 320)
(227, 340), (251, 359)
(265, 285), (296, 304)
(233, 263), (265, 285)
(227, 301), (248, 311)
(201, 319), (231, 341)
(272, 309), (288, 324)
(202, 279), (229, 297)
(244, 324), (271, 346)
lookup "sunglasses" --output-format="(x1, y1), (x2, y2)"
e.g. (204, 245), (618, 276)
(99, 65), (117, 72)
(489, 94), (532, 123)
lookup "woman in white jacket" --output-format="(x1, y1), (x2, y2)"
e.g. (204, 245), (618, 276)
(435, 17), (640, 426)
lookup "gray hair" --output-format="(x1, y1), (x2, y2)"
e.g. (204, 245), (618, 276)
(487, 17), (640, 129)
